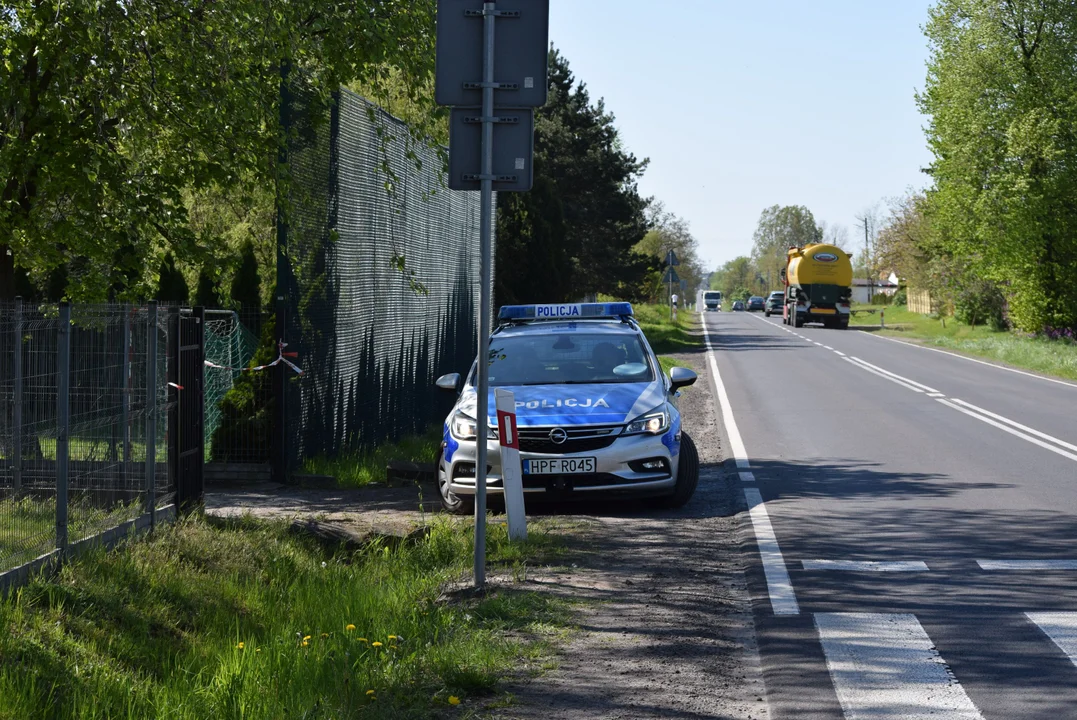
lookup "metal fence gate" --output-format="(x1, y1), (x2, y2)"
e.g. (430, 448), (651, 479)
(169, 308), (205, 512)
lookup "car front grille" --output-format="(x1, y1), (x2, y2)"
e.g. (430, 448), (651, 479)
(517, 425), (622, 454)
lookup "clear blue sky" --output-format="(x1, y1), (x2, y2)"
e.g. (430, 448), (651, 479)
(548, 0), (935, 271)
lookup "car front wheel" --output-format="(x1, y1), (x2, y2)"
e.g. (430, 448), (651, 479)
(657, 432), (699, 509)
(437, 447), (475, 515)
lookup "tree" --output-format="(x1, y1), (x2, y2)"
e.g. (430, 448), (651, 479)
(634, 203), (706, 302)
(819, 221), (851, 252)
(157, 253), (188, 304)
(750, 205), (822, 293)
(230, 241), (262, 312)
(710, 256), (755, 301)
(1, 0), (438, 301)
(194, 267), (220, 308)
(920, 0), (1077, 331)
(495, 48), (650, 304)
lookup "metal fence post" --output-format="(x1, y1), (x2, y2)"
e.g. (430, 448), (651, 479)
(122, 305), (132, 465)
(145, 302), (158, 528)
(12, 296), (23, 492)
(56, 302), (71, 553)
(272, 296), (286, 484)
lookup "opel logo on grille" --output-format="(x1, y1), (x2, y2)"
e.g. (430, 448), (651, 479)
(549, 428), (568, 445)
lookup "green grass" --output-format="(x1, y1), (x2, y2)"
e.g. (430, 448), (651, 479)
(303, 427), (443, 489)
(850, 305), (1077, 381)
(0, 514), (572, 720)
(633, 304), (699, 354)
(1, 496), (145, 570)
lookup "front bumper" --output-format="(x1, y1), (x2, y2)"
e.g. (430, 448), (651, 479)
(441, 431), (679, 499)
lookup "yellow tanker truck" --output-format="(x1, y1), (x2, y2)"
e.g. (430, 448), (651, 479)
(780, 243), (853, 329)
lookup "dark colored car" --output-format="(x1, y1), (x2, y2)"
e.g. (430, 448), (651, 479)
(732, 300), (746, 311)
(764, 291), (784, 317)
(747, 296), (765, 312)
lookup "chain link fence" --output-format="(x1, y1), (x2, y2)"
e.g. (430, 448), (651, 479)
(0, 301), (174, 588)
(277, 81), (491, 473)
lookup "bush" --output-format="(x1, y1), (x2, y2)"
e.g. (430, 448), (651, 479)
(954, 278), (1007, 330)
(892, 287), (907, 306)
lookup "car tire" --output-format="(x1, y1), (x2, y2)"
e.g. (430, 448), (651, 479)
(436, 447), (475, 515)
(794, 313), (804, 328)
(657, 432), (699, 509)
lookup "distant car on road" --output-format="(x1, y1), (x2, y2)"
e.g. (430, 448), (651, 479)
(732, 300), (746, 311)
(765, 291), (784, 317)
(747, 296), (765, 312)
(702, 291), (722, 312)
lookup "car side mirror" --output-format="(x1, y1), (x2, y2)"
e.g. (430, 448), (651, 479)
(435, 373), (461, 392)
(669, 366), (697, 391)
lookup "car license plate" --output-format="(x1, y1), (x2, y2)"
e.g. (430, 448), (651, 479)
(524, 457), (596, 475)
(812, 308), (836, 314)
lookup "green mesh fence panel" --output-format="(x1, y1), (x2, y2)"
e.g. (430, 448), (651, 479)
(203, 311), (260, 457)
(279, 80), (491, 471)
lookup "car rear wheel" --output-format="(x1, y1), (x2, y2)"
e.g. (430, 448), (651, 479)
(657, 432), (699, 509)
(437, 447), (475, 515)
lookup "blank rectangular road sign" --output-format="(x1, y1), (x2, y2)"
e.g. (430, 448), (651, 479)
(435, 0), (550, 108)
(448, 108), (535, 192)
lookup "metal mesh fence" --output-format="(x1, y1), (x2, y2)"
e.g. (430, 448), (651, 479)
(203, 310), (268, 464)
(0, 301), (173, 576)
(279, 82), (491, 470)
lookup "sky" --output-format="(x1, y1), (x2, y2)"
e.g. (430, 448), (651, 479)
(547, 0), (936, 271)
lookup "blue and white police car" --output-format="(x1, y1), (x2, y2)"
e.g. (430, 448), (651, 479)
(435, 302), (700, 513)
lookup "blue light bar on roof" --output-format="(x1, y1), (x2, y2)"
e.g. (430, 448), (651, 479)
(498, 303), (634, 321)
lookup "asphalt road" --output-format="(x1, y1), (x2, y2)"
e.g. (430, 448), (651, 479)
(703, 309), (1077, 720)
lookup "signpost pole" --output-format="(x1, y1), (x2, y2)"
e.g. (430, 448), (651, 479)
(473, 1), (497, 589)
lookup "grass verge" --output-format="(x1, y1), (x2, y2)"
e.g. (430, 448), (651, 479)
(850, 305), (1077, 381)
(303, 426), (443, 489)
(0, 514), (571, 719)
(634, 304), (699, 355)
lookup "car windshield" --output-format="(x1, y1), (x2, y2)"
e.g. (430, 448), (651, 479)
(481, 332), (654, 386)
(704, 292), (721, 300)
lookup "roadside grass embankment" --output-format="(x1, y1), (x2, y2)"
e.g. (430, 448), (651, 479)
(634, 304), (699, 355)
(850, 305), (1077, 382)
(304, 426), (443, 489)
(0, 514), (571, 720)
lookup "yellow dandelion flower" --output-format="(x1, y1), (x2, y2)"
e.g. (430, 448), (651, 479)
(358, 637), (369, 644)
(255, 648), (262, 653)
(302, 640), (309, 647)
(449, 696), (461, 705)
(366, 690), (376, 696)
(388, 635), (398, 641)
(303, 635), (312, 641)
(346, 624), (356, 632)
(372, 641), (383, 648)
(236, 642), (245, 650)
(321, 633), (329, 639)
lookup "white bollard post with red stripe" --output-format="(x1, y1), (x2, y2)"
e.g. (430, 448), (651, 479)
(495, 388), (527, 541)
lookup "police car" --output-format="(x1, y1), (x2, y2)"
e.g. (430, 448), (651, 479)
(435, 302), (700, 513)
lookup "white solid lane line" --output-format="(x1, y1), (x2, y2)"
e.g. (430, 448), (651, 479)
(701, 315), (749, 469)
(745, 488), (800, 616)
(978, 560), (1077, 571)
(948, 398), (1077, 454)
(849, 357), (941, 394)
(860, 330), (1077, 391)
(704, 313), (798, 615)
(844, 357), (925, 393)
(937, 399), (1077, 464)
(802, 560), (929, 572)
(1026, 613), (1077, 668)
(815, 613), (984, 720)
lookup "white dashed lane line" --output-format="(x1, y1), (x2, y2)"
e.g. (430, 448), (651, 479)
(1026, 613), (1077, 669)
(802, 560), (930, 572)
(815, 613), (984, 720)
(978, 560), (1077, 571)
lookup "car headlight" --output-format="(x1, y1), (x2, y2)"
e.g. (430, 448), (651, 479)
(450, 410), (498, 441)
(624, 406), (670, 435)
(451, 410), (477, 440)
